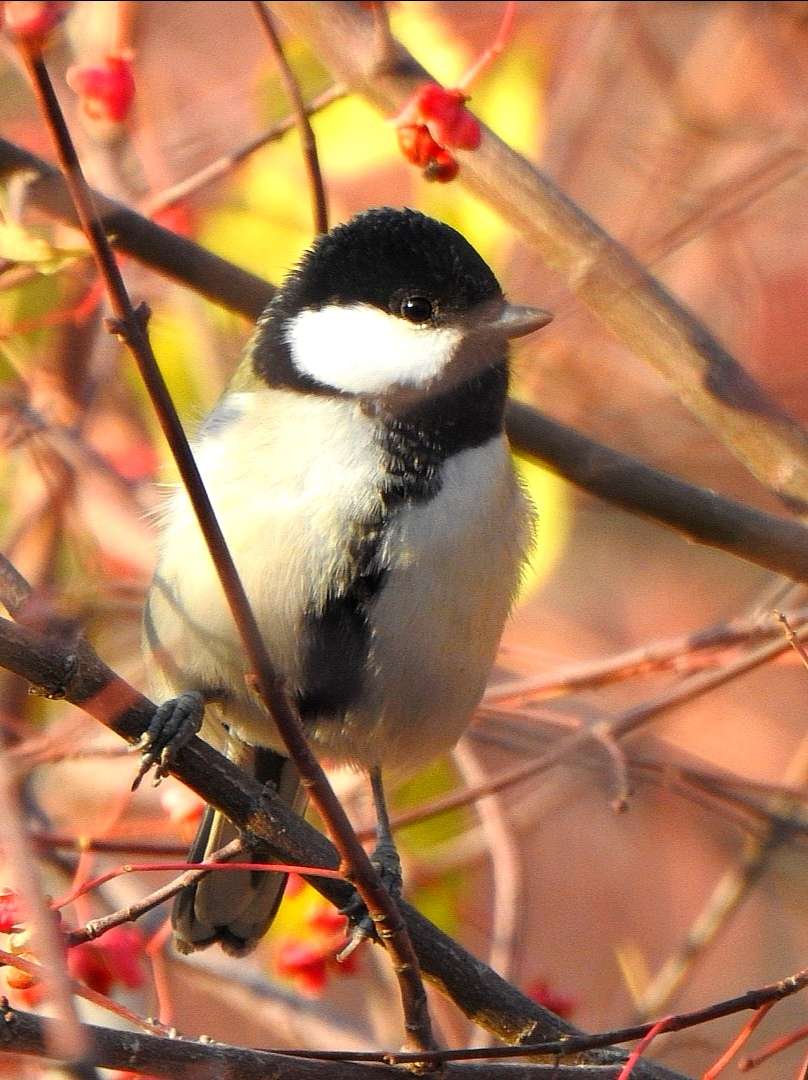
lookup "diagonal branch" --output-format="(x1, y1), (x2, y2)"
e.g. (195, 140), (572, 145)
(16, 42), (433, 1058)
(0, 576), (686, 1079)
(0, 138), (273, 317)
(144, 83), (344, 217)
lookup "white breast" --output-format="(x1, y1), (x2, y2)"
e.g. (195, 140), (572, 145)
(147, 389), (386, 740)
(146, 390), (531, 772)
(309, 435), (531, 771)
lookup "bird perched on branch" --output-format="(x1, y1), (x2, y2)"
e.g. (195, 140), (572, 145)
(141, 207), (550, 955)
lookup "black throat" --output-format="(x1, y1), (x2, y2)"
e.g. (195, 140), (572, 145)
(370, 358), (509, 503)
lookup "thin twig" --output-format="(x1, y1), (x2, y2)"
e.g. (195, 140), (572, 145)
(386, 624), (808, 833)
(485, 606), (808, 706)
(740, 1021), (808, 1071)
(65, 840), (244, 946)
(701, 1002), (774, 1079)
(59, 851), (343, 929)
(0, 949), (170, 1036)
(216, 965), (808, 1067)
(776, 611), (808, 671)
(0, 1004), (628, 1080)
(30, 831), (190, 858)
(0, 740), (99, 1078)
(144, 83), (344, 217)
(19, 44), (433, 1056)
(616, 1019), (671, 1080)
(250, 0), (329, 233)
(452, 739), (525, 993)
(456, 0), (517, 90)
(635, 720), (808, 1018)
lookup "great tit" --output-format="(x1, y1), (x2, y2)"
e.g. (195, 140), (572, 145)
(142, 207), (550, 956)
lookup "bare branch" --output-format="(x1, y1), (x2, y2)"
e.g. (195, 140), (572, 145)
(0, 138), (273, 318)
(0, 739), (99, 1077)
(0, 592), (686, 1077)
(390, 623), (808, 832)
(486, 606), (808, 705)
(507, 403), (808, 585)
(144, 83), (344, 217)
(250, 1), (329, 233)
(0, 1003), (627, 1080)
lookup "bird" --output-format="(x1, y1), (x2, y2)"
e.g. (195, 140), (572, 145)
(140, 206), (551, 956)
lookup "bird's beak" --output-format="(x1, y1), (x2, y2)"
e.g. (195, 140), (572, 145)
(475, 302), (553, 340)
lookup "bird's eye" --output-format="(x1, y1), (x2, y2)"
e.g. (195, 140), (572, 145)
(399, 296), (434, 324)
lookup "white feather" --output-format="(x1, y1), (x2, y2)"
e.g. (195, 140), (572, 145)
(285, 304), (462, 394)
(145, 388), (530, 771)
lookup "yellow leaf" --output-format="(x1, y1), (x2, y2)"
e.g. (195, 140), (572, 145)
(0, 221), (86, 273)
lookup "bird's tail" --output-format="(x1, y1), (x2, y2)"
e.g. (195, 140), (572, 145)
(172, 737), (304, 956)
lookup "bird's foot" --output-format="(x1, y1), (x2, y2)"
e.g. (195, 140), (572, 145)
(337, 838), (403, 961)
(131, 690), (204, 790)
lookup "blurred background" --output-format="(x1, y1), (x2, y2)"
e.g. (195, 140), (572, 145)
(1, 2), (808, 1077)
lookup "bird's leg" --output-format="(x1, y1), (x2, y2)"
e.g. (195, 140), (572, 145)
(339, 766), (402, 958)
(369, 765), (403, 897)
(131, 690), (205, 790)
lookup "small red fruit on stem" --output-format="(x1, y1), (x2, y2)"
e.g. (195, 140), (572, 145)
(2, 1), (69, 49)
(66, 51), (135, 124)
(0, 890), (23, 934)
(412, 84), (481, 151)
(392, 0), (515, 181)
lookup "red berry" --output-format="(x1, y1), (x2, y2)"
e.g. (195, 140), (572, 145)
(68, 942), (112, 996)
(98, 925), (145, 990)
(3, 1), (69, 47)
(68, 926), (145, 996)
(414, 84), (481, 151)
(308, 905), (348, 936)
(66, 52), (135, 124)
(0, 890), (23, 934)
(5, 961), (38, 991)
(274, 939), (328, 995)
(526, 979), (577, 1019)
(424, 149), (459, 183)
(397, 123), (440, 168)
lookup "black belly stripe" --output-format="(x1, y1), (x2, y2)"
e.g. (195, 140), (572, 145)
(295, 361), (508, 722)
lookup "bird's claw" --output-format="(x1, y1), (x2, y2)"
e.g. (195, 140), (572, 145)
(131, 691), (204, 791)
(337, 839), (403, 958)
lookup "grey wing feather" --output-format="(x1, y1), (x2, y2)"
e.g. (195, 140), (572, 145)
(172, 738), (305, 956)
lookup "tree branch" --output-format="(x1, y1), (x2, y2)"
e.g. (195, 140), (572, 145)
(250, 0), (329, 233)
(0, 138), (273, 318)
(0, 1003), (627, 1080)
(506, 402), (808, 584)
(17, 43), (434, 1056)
(0, 587), (684, 1079)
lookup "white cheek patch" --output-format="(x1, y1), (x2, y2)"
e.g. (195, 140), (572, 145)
(285, 304), (462, 395)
